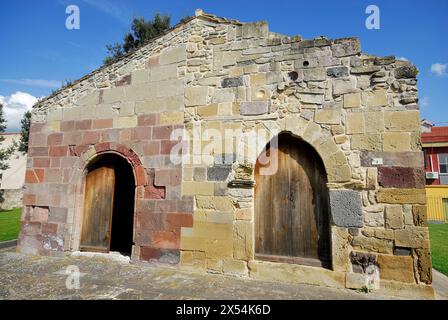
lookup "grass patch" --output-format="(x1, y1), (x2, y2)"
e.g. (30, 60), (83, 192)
(0, 208), (22, 242)
(428, 223), (448, 276)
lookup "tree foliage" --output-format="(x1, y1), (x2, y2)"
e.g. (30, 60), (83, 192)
(18, 111), (31, 153)
(0, 103), (15, 172)
(104, 13), (171, 64)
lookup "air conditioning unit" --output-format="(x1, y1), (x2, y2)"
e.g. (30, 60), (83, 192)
(426, 172), (439, 179)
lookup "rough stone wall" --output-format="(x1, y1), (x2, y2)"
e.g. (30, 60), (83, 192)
(18, 12), (432, 293)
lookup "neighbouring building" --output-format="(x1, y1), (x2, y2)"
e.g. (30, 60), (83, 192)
(17, 10), (434, 298)
(421, 122), (448, 222)
(0, 133), (26, 210)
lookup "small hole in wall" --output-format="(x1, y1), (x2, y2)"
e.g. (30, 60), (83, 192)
(256, 89), (266, 99)
(288, 71), (299, 81)
(303, 61), (310, 67)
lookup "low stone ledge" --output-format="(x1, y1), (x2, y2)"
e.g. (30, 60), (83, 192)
(247, 260), (346, 289)
(377, 280), (435, 300)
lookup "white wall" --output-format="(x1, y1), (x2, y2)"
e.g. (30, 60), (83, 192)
(0, 133), (26, 190)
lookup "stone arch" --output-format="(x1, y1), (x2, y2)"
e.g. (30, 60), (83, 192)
(68, 143), (147, 254)
(256, 115), (352, 184)
(76, 142), (147, 187)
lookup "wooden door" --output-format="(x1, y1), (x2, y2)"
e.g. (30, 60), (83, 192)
(80, 166), (115, 253)
(255, 134), (330, 267)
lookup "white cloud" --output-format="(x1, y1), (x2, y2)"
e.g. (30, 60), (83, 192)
(421, 96), (429, 108)
(0, 78), (62, 88)
(396, 57), (408, 61)
(81, 0), (130, 24)
(430, 63), (447, 76)
(0, 92), (40, 132)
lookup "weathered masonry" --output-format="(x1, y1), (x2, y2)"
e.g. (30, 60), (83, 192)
(18, 10), (433, 297)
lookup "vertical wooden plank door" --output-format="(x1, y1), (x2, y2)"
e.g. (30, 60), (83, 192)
(80, 166), (116, 253)
(255, 134), (330, 268)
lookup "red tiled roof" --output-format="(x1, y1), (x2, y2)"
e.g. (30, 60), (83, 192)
(421, 126), (448, 143)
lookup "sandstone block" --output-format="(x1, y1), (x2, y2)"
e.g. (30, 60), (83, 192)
(213, 88), (235, 104)
(192, 221), (233, 240)
(384, 111), (420, 132)
(213, 51), (238, 69)
(248, 260), (346, 288)
(333, 78), (357, 96)
(394, 227), (429, 248)
(180, 250), (206, 269)
(159, 44), (186, 65)
(383, 132), (411, 151)
(346, 112), (364, 134)
(235, 208), (252, 221)
(303, 68), (326, 81)
(314, 108), (341, 125)
(102, 87), (125, 104)
(135, 96), (183, 114)
(205, 239), (233, 259)
(377, 254), (415, 283)
(223, 259), (248, 276)
(113, 116), (137, 129)
(242, 22), (268, 39)
(364, 111), (385, 134)
(412, 205), (427, 227)
(364, 89), (387, 107)
(76, 91), (99, 106)
(327, 165), (352, 183)
(351, 134), (382, 151)
(331, 226), (351, 272)
(196, 196), (235, 211)
(197, 104), (219, 118)
(300, 93), (324, 105)
(125, 84), (156, 101)
(346, 273), (369, 289)
(181, 181), (214, 196)
(155, 80), (183, 98)
(414, 248), (432, 284)
(233, 221), (253, 261)
(250, 73), (267, 87)
(351, 236), (393, 254)
(150, 64), (178, 82)
(385, 205), (403, 230)
(185, 87), (208, 106)
(132, 69), (150, 84)
(331, 38), (361, 57)
(206, 258), (223, 273)
(240, 101), (269, 115)
(377, 188), (426, 204)
(343, 93), (361, 108)
(159, 112), (184, 125)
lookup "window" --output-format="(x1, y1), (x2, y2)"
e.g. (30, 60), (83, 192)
(439, 154), (448, 174)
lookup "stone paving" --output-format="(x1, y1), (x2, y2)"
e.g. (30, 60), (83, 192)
(0, 249), (399, 300)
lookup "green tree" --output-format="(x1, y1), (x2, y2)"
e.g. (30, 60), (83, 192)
(18, 110), (31, 153)
(104, 13), (172, 64)
(0, 103), (15, 171)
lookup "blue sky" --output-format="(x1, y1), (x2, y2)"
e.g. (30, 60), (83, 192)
(0, 0), (447, 131)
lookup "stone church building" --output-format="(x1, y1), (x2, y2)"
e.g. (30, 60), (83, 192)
(18, 10), (433, 297)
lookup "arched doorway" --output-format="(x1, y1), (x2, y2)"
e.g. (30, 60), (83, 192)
(255, 132), (331, 268)
(80, 153), (135, 255)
